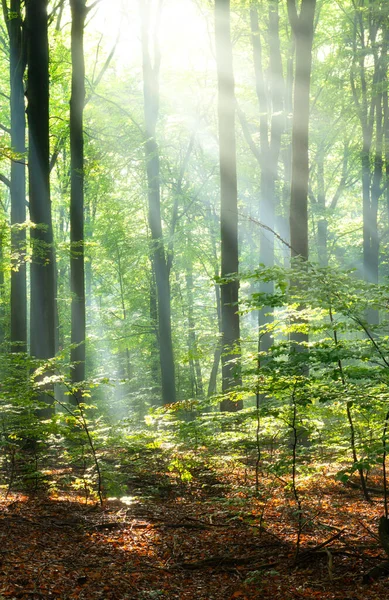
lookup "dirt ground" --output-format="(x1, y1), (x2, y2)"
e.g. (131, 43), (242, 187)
(0, 469), (389, 599)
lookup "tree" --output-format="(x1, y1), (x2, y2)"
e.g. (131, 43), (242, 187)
(70, 0), (87, 389)
(287, 0), (316, 262)
(309, 136), (354, 267)
(349, 0), (388, 294)
(185, 246), (204, 398)
(25, 0), (56, 369)
(238, 0), (285, 356)
(215, 0), (242, 410)
(0, 218), (6, 347)
(140, 0), (176, 405)
(3, 0), (27, 353)
(287, 0), (316, 357)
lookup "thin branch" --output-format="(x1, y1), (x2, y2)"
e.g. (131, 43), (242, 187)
(237, 103), (262, 165)
(85, 39), (118, 104)
(0, 123), (11, 135)
(86, 0), (103, 14)
(0, 173), (10, 188)
(239, 212), (294, 252)
(91, 92), (143, 136)
(287, 0), (299, 33)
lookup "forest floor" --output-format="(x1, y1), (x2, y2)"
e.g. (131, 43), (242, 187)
(0, 464), (388, 599)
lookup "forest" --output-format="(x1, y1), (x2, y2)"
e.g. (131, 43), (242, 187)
(1, 0), (389, 598)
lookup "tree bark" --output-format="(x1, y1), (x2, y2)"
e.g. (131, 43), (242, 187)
(26, 0), (56, 364)
(186, 261), (203, 397)
(207, 206), (223, 398)
(350, 4), (388, 322)
(26, 0), (56, 414)
(287, 0), (316, 262)
(215, 0), (242, 411)
(140, 0), (176, 405)
(249, 2), (284, 356)
(4, 0), (27, 353)
(287, 0), (316, 357)
(70, 0), (87, 388)
(0, 222), (5, 348)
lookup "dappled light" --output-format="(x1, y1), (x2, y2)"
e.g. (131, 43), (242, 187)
(0, 0), (389, 597)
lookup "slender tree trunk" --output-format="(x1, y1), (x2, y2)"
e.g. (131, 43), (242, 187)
(5, 0), (27, 353)
(140, 0), (176, 405)
(370, 92), (383, 284)
(116, 244), (131, 380)
(149, 268), (160, 393)
(350, 7), (383, 295)
(384, 27), (389, 242)
(186, 262), (203, 397)
(250, 6), (274, 355)
(280, 41), (294, 268)
(361, 129), (374, 282)
(0, 222), (5, 348)
(316, 150), (328, 267)
(26, 0), (56, 366)
(317, 140), (351, 267)
(70, 0), (86, 388)
(250, 2), (284, 356)
(287, 0), (316, 262)
(85, 198), (93, 313)
(207, 277), (222, 397)
(287, 0), (315, 357)
(215, 0), (242, 411)
(207, 212), (223, 398)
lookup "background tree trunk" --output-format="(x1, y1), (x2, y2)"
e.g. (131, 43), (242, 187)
(248, 2), (284, 357)
(26, 0), (56, 364)
(26, 0), (56, 414)
(287, 0), (316, 262)
(287, 0), (316, 358)
(186, 259), (203, 397)
(215, 0), (242, 411)
(70, 0), (87, 389)
(5, 0), (27, 353)
(140, 0), (176, 405)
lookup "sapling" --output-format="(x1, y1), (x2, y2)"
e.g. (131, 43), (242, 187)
(290, 381), (303, 561)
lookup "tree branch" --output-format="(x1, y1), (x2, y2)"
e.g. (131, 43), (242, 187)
(236, 103), (261, 165)
(0, 173), (10, 188)
(287, 0), (299, 33)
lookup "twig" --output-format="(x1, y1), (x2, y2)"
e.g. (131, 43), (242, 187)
(178, 556), (277, 570)
(295, 529), (346, 564)
(357, 519), (380, 542)
(325, 547), (333, 581)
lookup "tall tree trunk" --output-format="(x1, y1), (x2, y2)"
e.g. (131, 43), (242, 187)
(208, 271), (222, 398)
(249, 5), (274, 356)
(85, 197), (93, 313)
(116, 243), (131, 380)
(350, 5), (387, 322)
(70, 0), (86, 388)
(26, 0), (56, 365)
(370, 91), (383, 283)
(140, 0), (176, 405)
(384, 26), (389, 244)
(280, 39), (294, 267)
(287, 0), (315, 357)
(4, 0), (27, 353)
(287, 0), (316, 262)
(249, 2), (284, 356)
(0, 221), (5, 348)
(207, 205), (223, 398)
(215, 0), (242, 411)
(149, 268), (160, 394)
(186, 261), (203, 397)
(316, 149), (328, 267)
